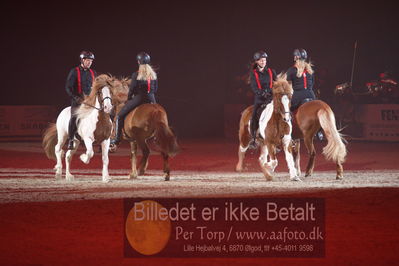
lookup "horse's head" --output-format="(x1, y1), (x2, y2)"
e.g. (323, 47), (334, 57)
(91, 74), (114, 113)
(99, 86), (113, 113)
(272, 73), (293, 122)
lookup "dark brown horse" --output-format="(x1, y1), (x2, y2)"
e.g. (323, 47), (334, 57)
(109, 79), (179, 181)
(291, 100), (347, 179)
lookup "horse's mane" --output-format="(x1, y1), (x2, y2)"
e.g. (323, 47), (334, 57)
(273, 73), (293, 95)
(76, 74), (112, 119)
(110, 77), (130, 104)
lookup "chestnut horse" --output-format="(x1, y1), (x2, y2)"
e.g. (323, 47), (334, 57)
(236, 74), (299, 181)
(291, 100), (347, 179)
(110, 79), (179, 181)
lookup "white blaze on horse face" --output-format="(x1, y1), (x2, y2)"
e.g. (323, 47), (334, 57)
(102, 86), (113, 114)
(281, 95), (291, 122)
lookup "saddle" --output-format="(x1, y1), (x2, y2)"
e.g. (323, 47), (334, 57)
(290, 97), (314, 113)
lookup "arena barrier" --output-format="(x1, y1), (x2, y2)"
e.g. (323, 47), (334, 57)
(0, 105), (56, 141)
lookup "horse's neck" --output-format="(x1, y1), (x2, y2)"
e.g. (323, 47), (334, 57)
(79, 97), (100, 127)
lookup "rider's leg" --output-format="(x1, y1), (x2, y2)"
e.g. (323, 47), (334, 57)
(249, 103), (261, 149)
(67, 105), (78, 150)
(110, 95), (142, 146)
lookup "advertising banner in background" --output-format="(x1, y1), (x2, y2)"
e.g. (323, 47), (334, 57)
(355, 104), (399, 141)
(0, 105), (56, 139)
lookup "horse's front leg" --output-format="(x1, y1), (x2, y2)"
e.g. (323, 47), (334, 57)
(129, 141), (138, 179)
(266, 146), (278, 172)
(80, 138), (94, 164)
(236, 144), (249, 172)
(65, 139), (80, 181)
(283, 135), (301, 181)
(292, 139), (301, 177)
(161, 152), (170, 181)
(259, 143), (273, 181)
(101, 139), (111, 183)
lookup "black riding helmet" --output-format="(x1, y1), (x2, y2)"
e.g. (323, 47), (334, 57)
(137, 52), (151, 65)
(80, 51), (95, 61)
(293, 49), (307, 60)
(253, 50), (268, 61)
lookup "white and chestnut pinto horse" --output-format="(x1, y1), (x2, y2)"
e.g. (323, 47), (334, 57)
(236, 74), (300, 181)
(43, 74), (114, 182)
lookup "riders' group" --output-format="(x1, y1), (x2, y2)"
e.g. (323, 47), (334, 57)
(65, 48), (319, 151)
(65, 51), (157, 150)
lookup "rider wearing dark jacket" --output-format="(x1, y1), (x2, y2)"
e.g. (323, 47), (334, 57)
(287, 48), (323, 140)
(248, 50), (277, 149)
(65, 50), (97, 149)
(110, 52), (158, 147)
(286, 48), (316, 111)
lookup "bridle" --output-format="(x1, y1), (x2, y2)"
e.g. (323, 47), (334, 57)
(275, 93), (292, 122)
(83, 88), (113, 112)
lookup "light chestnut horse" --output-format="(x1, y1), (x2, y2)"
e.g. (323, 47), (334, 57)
(291, 100), (347, 179)
(42, 74), (114, 182)
(236, 74), (299, 181)
(110, 79), (179, 181)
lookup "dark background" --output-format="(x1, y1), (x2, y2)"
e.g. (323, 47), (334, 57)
(1, 0), (398, 137)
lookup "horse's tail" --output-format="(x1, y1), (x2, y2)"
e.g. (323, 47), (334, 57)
(318, 107), (347, 164)
(42, 123), (58, 160)
(153, 111), (180, 157)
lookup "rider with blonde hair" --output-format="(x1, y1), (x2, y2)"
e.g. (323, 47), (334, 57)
(287, 48), (323, 140)
(287, 48), (316, 111)
(110, 52), (158, 147)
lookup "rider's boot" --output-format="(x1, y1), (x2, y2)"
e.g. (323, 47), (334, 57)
(67, 116), (77, 150)
(110, 116), (124, 147)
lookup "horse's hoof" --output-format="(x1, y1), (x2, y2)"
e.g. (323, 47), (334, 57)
(290, 176), (302, 182)
(55, 173), (62, 180)
(102, 177), (112, 183)
(129, 173), (137, 179)
(336, 175), (343, 180)
(138, 169), (145, 175)
(164, 173), (170, 181)
(265, 175), (273, 181)
(235, 166), (243, 172)
(80, 154), (90, 164)
(305, 172), (311, 177)
(109, 144), (117, 153)
(296, 171), (302, 177)
(66, 174), (75, 182)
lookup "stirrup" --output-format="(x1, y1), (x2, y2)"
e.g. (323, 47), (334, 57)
(110, 139), (119, 146)
(316, 131), (324, 141)
(109, 142), (118, 153)
(248, 138), (258, 149)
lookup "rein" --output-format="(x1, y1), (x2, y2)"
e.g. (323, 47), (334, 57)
(274, 94), (292, 121)
(82, 90), (112, 112)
